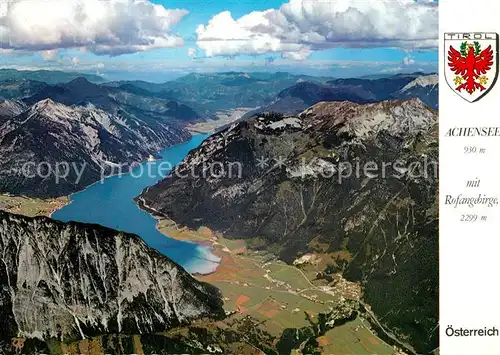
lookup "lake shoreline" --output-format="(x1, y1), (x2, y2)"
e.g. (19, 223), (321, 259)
(153, 217), (227, 278)
(52, 134), (220, 276)
(135, 196), (222, 276)
(49, 133), (196, 217)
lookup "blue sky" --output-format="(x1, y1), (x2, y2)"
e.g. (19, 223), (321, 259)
(0, 0), (438, 81)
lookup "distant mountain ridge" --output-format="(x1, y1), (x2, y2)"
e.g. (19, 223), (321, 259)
(392, 74), (439, 110)
(247, 72), (439, 117)
(106, 72), (334, 116)
(1, 71), (437, 121)
(24, 77), (200, 122)
(0, 69), (105, 85)
(0, 79), (49, 100)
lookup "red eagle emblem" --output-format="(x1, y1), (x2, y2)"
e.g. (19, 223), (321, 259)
(448, 41), (494, 94)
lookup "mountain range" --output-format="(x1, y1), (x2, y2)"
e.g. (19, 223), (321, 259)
(0, 69), (439, 353)
(1, 70), (438, 121)
(0, 210), (223, 353)
(392, 74), (439, 110)
(0, 98), (190, 196)
(246, 73), (438, 116)
(0, 69), (105, 85)
(0, 80), (49, 100)
(138, 98), (439, 353)
(23, 77), (200, 123)
(0, 75), (213, 197)
(0, 71), (437, 198)
(105, 72), (334, 116)
(106, 72), (438, 118)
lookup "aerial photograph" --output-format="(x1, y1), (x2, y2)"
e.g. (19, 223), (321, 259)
(0, 0), (438, 354)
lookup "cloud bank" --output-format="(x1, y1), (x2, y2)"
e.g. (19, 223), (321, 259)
(0, 0), (188, 55)
(196, 0), (438, 60)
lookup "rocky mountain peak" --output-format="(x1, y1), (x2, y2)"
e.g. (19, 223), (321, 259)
(299, 98), (436, 138)
(400, 74), (439, 92)
(30, 97), (57, 111)
(0, 96), (190, 197)
(27, 98), (79, 122)
(250, 98), (435, 140)
(67, 77), (92, 85)
(0, 211), (224, 343)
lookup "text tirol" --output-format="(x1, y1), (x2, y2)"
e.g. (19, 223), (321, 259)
(445, 33), (496, 40)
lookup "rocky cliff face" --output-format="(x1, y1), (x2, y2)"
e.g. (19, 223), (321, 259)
(0, 98), (190, 197)
(139, 98), (438, 353)
(0, 99), (26, 121)
(0, 211), (223, 351)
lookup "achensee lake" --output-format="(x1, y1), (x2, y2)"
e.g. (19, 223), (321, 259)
(53, 134), (220, 274)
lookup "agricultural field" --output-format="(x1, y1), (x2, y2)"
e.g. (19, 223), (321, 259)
(159, 218), (400, 354)
(0, 194), (69, 217)
(185, 107), (254, 133)
(317, 317), (396, 354)
(21, 218), (400, 355)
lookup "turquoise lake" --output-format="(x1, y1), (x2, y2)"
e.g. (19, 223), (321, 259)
(52, 134), (220, 274)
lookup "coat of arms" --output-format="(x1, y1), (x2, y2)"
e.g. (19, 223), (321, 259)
(445, 32), (498, 102)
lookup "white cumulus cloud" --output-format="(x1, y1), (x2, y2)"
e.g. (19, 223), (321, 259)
(196, 0), (438, 60)
(0, 0), (188, 55)
(187, 47), (197, 58)
(40, 49), (58, 60)
(403, 55), (416, 65)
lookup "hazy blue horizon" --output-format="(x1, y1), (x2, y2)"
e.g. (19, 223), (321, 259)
(0, 65), (438, 83)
